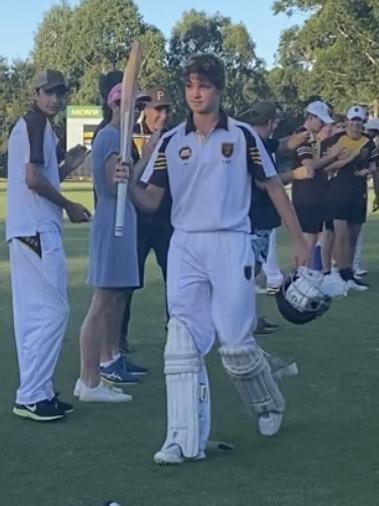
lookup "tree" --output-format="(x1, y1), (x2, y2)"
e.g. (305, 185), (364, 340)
(32, 0), (169, 105)
(167, 10), (269, 120)
(272, 0), (379, 112)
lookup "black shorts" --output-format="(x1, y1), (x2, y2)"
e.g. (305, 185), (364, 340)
(329, 200), (367, 225)
(294, 204), (324, 234)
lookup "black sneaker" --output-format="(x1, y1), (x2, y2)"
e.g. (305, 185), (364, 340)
(52, 394), (74, 414)
(13, 399), (65, 422)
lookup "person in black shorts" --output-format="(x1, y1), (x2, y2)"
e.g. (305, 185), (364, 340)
(291, 101), (342, 263)
(321, 105), (379, 292)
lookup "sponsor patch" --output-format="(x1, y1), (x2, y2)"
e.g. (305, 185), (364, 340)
(179, 146), (192, 161)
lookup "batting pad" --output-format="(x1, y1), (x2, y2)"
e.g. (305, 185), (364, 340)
(162, 318), (203, 458)
(219, 344), (285, 417)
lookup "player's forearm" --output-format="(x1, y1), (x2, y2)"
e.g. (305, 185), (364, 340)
(306, 153), (338, 172)
(26, 164), (70, 209)
(128, 181), (163, 212)
(264, 177), (304, 243)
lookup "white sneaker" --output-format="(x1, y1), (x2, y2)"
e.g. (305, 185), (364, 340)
(346, 279), (368, 292)
(258, 412), (283, 436)
(320, 273), (348, 298)
(354, 267), (368, 277)
(154, 444), (206, 465)
(78, 383), (132, 402)
(73, 378), (123, 398)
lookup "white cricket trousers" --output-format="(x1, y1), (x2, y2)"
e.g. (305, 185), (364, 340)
(9, 231), (69, 405)
(167, 230), (256, 355)
(263, 228), (283, 287)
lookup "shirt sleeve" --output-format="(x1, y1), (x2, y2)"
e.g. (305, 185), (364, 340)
(296, 141), (313, 162)
(369, 140), (379, 162)
(101, 127), (120, 163)
(24, 110), (47, 165)
(140, 135), (170, 189)
(238, 124), (277, 181)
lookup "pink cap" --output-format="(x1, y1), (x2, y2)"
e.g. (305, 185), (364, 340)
(107, 83), (122, 107)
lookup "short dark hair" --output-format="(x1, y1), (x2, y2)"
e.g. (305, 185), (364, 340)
(183, 53), (225, 90)
(249, 101), (278, 126)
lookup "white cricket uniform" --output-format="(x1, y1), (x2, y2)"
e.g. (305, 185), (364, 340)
(6, 105), (69, 405)
(142, 113), (277, 354)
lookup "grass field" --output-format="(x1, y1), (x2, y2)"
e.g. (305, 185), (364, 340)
(0, 180), (378, 506)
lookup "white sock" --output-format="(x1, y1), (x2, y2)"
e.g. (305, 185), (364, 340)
(100, 354), (120, 368)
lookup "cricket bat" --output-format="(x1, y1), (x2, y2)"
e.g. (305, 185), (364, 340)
(114, 40), (142, 237)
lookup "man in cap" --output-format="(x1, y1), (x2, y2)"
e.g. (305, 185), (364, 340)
(119, 87), (173, 355)
(290, 100), (342, 263)
(320, 105), (379, 292)
(6, 69), (91, 421)
(365, 117), (379, 213)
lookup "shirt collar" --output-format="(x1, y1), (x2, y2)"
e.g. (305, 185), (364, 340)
(185, 110), (229, 135)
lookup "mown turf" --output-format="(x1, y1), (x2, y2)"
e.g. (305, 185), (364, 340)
(0, 181), (378, 506)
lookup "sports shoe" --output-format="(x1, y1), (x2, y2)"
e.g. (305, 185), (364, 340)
(347, 278), (369, 292)
(259, 316), (279, 330)
(258, 412), (283, 436)
(265, 353), (298, 381)
(320, 273), (348, 298)
(73, 378), (123, 398)
(78, 383), (132, 402)
(354, 267), (368, 277)
(266, 285), (281, 295)
(120, 355), (148, 376)
(154, 444), (206, 465)
(13, 399), (65, 422)
(100, 359), (141, 386)
(52, 394), (74, 414)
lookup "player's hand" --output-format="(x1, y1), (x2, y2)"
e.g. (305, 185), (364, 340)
(65, 145), (89, 171)
(293, 237), (310, 267)
(113, 158), (131, 184)
(327, 143), (343, 159)
(287, 130), (310, 150)
(65, 201), (91, 223)
(354, 168), (370, 177)
(141, 129), (161, 160)
(292, 166), (314, 180)
(373, 196), (379, 212)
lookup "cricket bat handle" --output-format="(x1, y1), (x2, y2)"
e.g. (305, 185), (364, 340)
(114, 181), (128, 237)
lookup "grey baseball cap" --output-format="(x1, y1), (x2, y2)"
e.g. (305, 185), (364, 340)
(33, 69), (69, 92)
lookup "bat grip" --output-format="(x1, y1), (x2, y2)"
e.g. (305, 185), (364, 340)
(114, 181), (128, 237)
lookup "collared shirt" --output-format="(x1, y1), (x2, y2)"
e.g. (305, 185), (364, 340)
(6, 105), (62, 241)
(141, 113), (277, 233)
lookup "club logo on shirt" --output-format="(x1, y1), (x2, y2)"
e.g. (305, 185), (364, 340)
(179, 146), (192, 161)
(221, 142), (234, 158)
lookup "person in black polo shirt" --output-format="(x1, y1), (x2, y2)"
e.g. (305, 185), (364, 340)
(119, 87), (173, 353)
(291, 101), (343, 264)
(321, 105), (379, 292)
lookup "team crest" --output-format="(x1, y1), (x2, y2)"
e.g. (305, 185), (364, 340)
(179, 146), (192, 161)
(222, 142), (234, 158)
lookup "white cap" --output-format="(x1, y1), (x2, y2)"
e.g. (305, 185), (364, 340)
(365, 117), (379, 131)
(305, 101), (334, 124)
(346, 105), (367, 121)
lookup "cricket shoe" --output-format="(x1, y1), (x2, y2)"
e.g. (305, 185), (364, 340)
(320, 273), (348, 298)
(258, 412), (283, 437)
(346, 278), (369, 292)
(73, 378), (123, 398)
(13, 399), (65, 422)
(265, 353), (298, 381)
(154, 444), (206, 465)
(78, 382), (132, 403)
(119, 355), (148, 376)
(100, 359), (141, 386)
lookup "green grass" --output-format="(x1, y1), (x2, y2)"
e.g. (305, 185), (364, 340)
(0, 181), (379, 506)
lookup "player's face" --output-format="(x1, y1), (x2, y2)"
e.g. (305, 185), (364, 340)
(309, 114), (324, 133)
(34, 86), (67, 117)
(185, 74), (221, 114)
(333, 121), (345, 135)
(319, 123), (333, 140)
(144, 105), (169, 131)
(346, 119), (363, 139)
